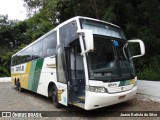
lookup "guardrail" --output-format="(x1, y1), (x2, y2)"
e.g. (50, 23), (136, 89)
(137, 80), (160, 102)
(0, 77), (11, 82)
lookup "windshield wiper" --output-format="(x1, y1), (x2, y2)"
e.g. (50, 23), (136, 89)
(123, 43), (129, 60)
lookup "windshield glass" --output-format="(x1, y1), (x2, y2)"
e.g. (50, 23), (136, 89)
(80, 19), (126, 40)
(87, 36), (135, 82)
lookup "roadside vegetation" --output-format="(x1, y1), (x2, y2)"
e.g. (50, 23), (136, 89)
(0, 0), (160, 80)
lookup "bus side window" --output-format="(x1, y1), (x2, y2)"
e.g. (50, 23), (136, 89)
(32, 40), (43, 59)
(59, 20), (78, 46)
(20, 51), (25, 63)
(12, 55), (17, 66)
(47, 49), (54, 55)
(16, 53), (21, 65)
(25, 46), (32, 61)
(43, 31), (57, 57)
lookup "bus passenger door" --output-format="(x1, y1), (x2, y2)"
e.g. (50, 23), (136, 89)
(56, 45), (68, 106)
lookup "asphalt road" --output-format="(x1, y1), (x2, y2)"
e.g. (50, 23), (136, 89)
(0, 82), (160, 120)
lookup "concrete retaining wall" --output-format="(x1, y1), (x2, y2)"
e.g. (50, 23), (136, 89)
(0, 77), (11, 82)
(137, 80), (160, 102)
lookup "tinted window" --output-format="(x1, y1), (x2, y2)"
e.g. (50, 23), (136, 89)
(43, 32), (57, 57)
(80, 19), (127, 40)
(25, 46), (32, 61)
(15, 56), (18, 65)
(11, 57), (14, 66)
(12, 55), (18, 66)
(57, 45), (67, 83)
(20, 50), (26, 63)
(16, 53), (21, 65)
(60, 21), (78, 46)
(32, 40), (43, 59)
(12, 46), (33, 65)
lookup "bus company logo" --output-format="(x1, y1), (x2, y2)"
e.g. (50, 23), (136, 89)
(16, 66), (24, 72)
(108, 83), (118, 87)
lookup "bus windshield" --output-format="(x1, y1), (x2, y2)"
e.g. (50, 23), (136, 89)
(87, 36), (135, 81)
(80, 19), (135, 81)
(80, 19), (126, 40)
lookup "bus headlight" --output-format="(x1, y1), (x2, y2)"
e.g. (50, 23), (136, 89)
(86, 86), (107, 93)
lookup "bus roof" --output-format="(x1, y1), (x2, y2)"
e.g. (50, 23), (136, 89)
(12, 16), (121, 57)
(56, 16), (120, 29)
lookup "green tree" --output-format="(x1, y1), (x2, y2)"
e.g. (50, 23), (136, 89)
(26, 12), (54, 41)
(0, 15), (30, 77)
(1, 0), (160, 80)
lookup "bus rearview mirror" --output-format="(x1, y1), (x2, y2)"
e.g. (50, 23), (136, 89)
(128, 39), (145, 59)
(77, 30), (94, 54)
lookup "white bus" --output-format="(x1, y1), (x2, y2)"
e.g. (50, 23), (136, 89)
(11, 16), (145, 110)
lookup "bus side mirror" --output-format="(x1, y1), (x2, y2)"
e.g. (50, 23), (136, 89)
(77, 30), (94, 54)
(128, 39), (145, 59)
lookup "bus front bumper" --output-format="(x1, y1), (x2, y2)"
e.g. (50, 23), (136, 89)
(85, 86), (137, 110)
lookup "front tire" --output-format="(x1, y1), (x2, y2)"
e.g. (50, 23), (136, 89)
(52, 85), (61, 108)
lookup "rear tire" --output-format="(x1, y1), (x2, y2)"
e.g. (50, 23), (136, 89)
(15, 80), (19, 90)
(18, 83), (23, 92)
(52, 85), (61, 108)
(16, 80), (23, 92)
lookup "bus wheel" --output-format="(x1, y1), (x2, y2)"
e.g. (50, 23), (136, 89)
(18, 83), (23, 92)
(52, 85), (61, 108)
(15, 80), (19, 90)
(16, 81), (23, 92)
